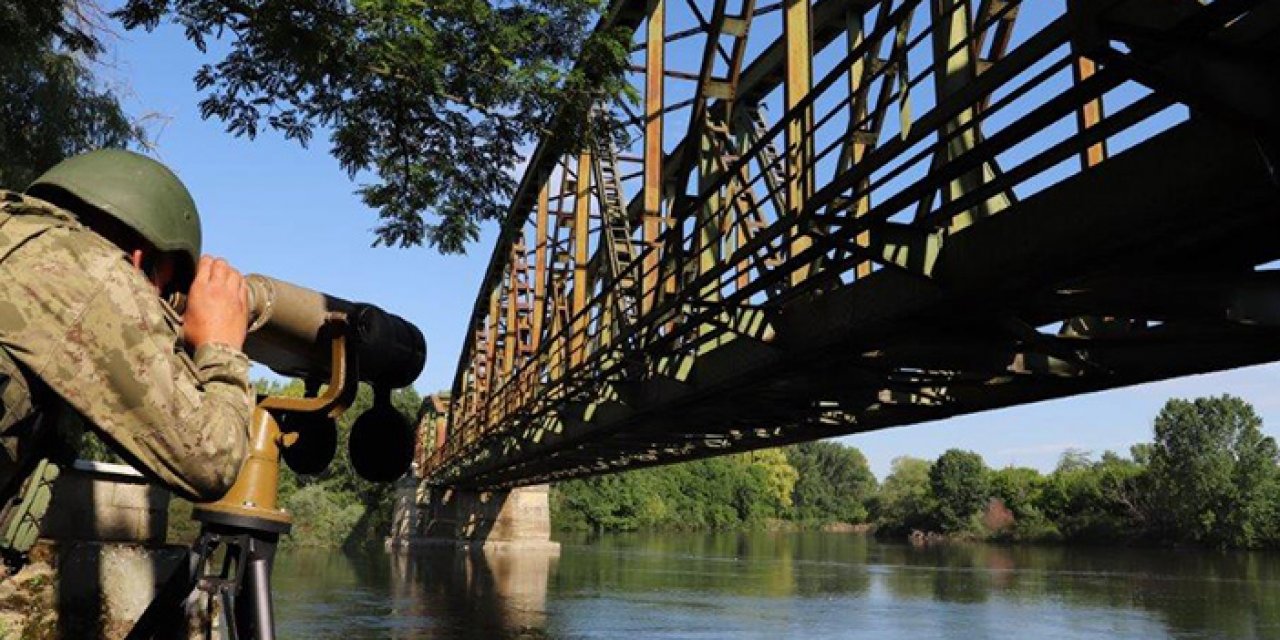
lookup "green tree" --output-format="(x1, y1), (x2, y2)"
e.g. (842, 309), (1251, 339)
(1037, 450), (1147, 542)
(747, 448), (799, 515)
(1055, 448), (1094, 473)
(785, 441), (876, 524)
(929, 449), (989, 533)
(111, 0), (634, 252)
(988, 466), (1057, 540)
(875, 456), (935, 536)
(550, 451), (800, 532)
(1148, 395), (1280, 548)
(1, 1), (143, 187)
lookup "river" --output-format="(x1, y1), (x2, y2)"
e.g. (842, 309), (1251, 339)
(271, 532), (1280, 639)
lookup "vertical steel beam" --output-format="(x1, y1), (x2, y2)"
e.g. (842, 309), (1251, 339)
(697, 129), (724, 293)
(783, 0), (814, 286)
(728, 160), (753, 290)
(547, 160), (575, 383)
(931, 0), (1009, 232)
(843, 7), (873, 279)
(1073, 56), (1109, 168)
(571, 151), (592, 367)
(643, 0), (666, 317)
(484, 287), (500, 420)
(697, 126), (729, 352)
(434, 413), (447, 457)
(548, 280), (566, 382)
(502, 246), (520, 379)
(531, 182), (550, 352)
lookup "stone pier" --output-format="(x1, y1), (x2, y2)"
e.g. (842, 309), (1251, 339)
(387, 478), (559, 553)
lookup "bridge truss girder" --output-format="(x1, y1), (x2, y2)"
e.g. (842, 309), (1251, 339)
(425, 0), (1280, 489)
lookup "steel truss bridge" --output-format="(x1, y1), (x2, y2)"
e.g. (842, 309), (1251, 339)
(417, 0), (1280, 490)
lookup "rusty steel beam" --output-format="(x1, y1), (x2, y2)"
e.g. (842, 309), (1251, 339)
(783, 0), (814, 286)
(531, 184), (550, 352)
(571, 152), (592, 367)
(642, 0), (666, 316)
(1073, 56), (1109, 169)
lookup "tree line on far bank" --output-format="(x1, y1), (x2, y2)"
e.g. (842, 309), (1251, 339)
(552, 394), (1280, 550)
(551, 443), (875, 532)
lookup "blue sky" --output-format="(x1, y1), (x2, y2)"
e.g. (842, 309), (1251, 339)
(93, 5), (1280, 479)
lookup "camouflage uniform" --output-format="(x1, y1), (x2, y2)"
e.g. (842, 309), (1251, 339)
(0, 190), (251, 502)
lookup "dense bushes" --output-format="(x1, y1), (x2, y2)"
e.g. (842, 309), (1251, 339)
(551, 442), (875, 531)
(876, 395), (1280, 549)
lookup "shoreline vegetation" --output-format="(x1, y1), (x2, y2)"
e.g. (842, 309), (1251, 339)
(551, 394), (1280, 550)
(139, 392), (1279, 550)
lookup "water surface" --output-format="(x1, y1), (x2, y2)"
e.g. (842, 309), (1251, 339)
(273, 532), (1280, 639)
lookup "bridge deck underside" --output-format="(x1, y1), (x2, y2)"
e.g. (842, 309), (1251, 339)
(446, 119), (1280, 489)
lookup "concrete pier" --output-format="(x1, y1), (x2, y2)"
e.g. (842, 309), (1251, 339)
(387, 478), (559, 553)
(0, 461), (186, 639)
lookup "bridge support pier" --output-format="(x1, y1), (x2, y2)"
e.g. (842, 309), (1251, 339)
(388, 481), (559, 553)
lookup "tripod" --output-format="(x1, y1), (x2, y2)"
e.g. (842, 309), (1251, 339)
(128, 316), (357, 640)
(126, 509), (289, 640)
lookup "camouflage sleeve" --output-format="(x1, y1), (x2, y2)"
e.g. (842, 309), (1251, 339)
(192, 344), (252, 394)
(0, 224), (251, 502)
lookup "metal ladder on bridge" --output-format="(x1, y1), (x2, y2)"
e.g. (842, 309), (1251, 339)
(713, 107), (788, 274)
(590, 129), (642, 328)
(739, 105), (790, 225)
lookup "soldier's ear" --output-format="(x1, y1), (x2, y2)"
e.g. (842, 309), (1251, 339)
(128, 249), (171, 294)
(128, 249), (146, 272)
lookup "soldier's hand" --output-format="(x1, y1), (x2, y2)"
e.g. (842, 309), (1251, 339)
(184, 255), (249, 351)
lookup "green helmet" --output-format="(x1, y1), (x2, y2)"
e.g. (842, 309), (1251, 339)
(25, 149), (202, 275)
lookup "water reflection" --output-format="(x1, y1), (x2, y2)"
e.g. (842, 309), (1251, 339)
(388, 546), (556, 638)
(870, 543), (1280, 637)
(552, 531), (872, 599)
(272, 533), (1280, 639)
(275, 544), (557, 639)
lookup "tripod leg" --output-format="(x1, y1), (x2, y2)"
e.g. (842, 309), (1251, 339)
(234, 533), (278, 640)
(223, 587), (240, 640)
(247, 556), (275, 640)
(125, 532), (215, 640)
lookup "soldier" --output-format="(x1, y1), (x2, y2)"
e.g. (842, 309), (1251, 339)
(0, 149), (253, 565)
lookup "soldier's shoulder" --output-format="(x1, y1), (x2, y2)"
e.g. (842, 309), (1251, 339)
(0, 190), (81, 226)
(0, 191), (141, 300)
